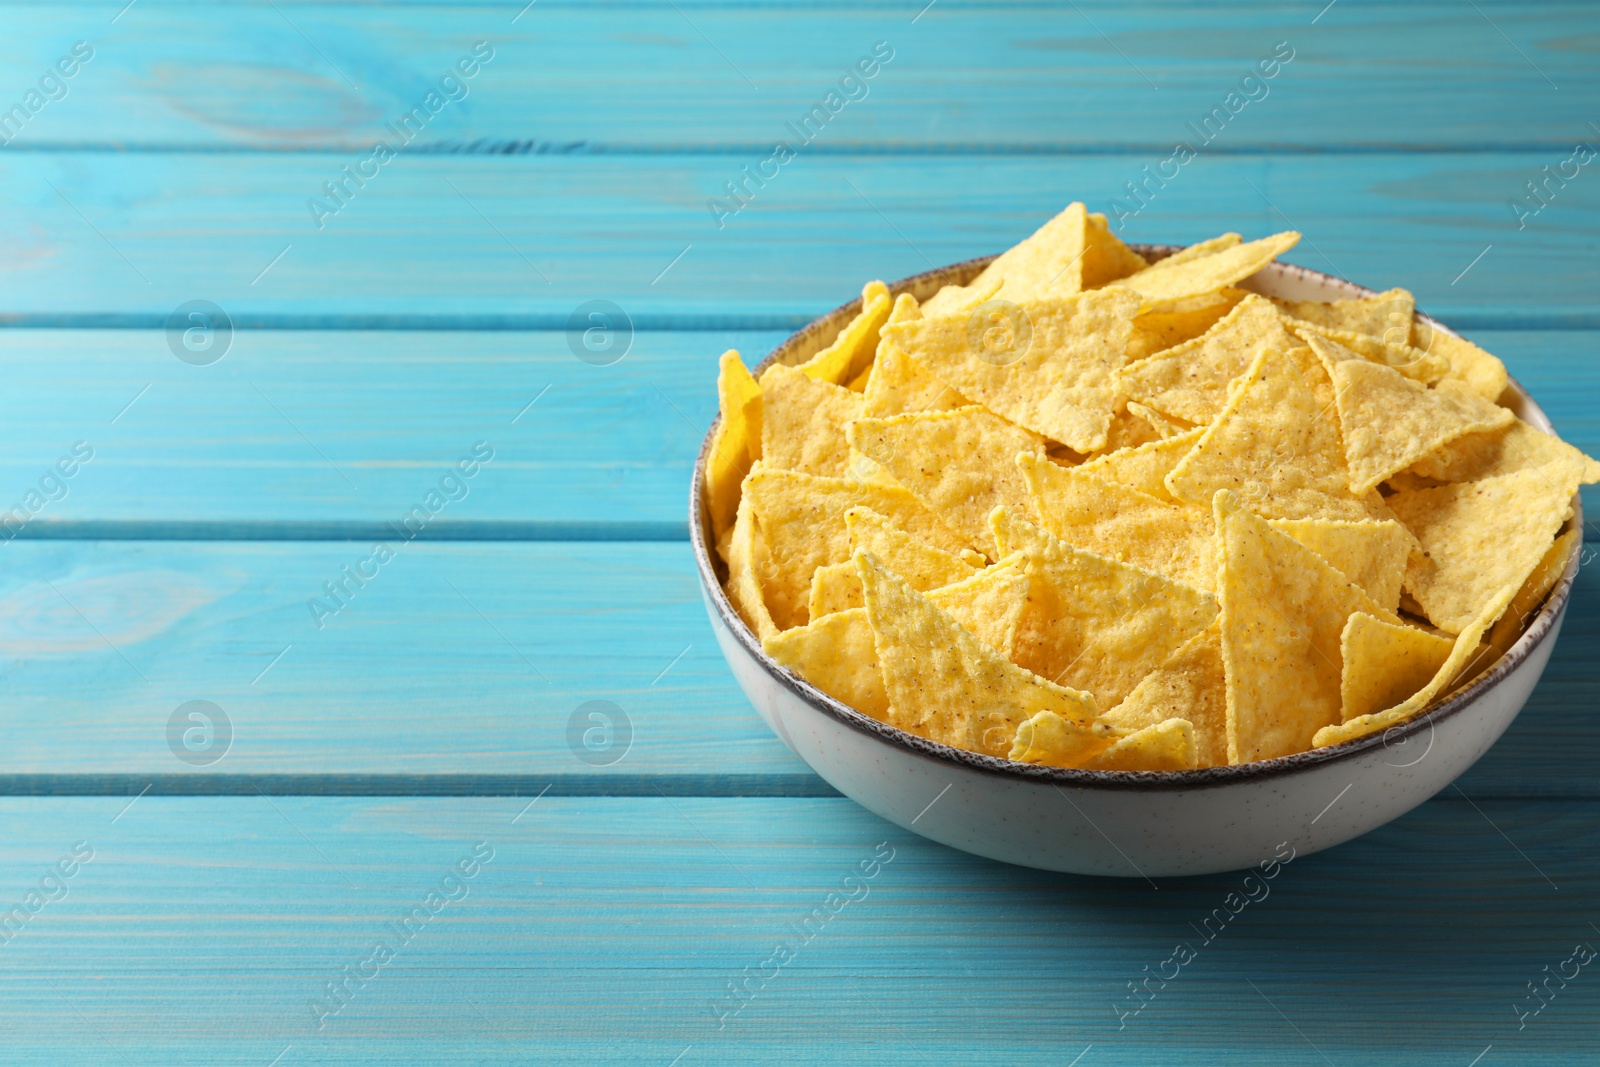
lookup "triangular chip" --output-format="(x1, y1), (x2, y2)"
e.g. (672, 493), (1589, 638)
(1126, 402), (1192, 440)
(1265, 517), (1412, 613)
(1404, 417), (1600, 486)
(1158, 233), (1242, 267)
(1314, 339), (1514, 493)
(1388, 463), (1582, 633)
(1274, 287), (1415, 340)
(1166, 346), (1370, 521)
(1215, 490), (1400, 762)
(1111, 231), (1300, 306)
(1116, 294), (1303, 425)
(1484, 527), (1580, 664)
(856, 551), (1097, 756)
(797, 281), (891, 386)
(1099, 405), (1162, 452)
(758, 362), (863, 478)
(883, 287), (1142, 452)
(1078, 427), (1204, 502)
(1410, 322), (1509, 401)
(1083, 718), (1198, 771)
(1313, 582), (1519, 748)
(1080, 211), (1150, 289)
(706, 350), (762, 548)
(723, 482), (778, 642)
(743, 466), (969, 630)
(1291, 321), (1449, 385)
(1337, 612), (1455, 722)
(861, 345), (967, 418)
(924, 554), (1034, 662)
(764, 607), (889, 720)
(805, 506), (980, 617)
(1126, 288), (1248, 361)
(1018, 453), (1216, 591)
(848, 406), (1045, 554)
(1102, 624), (1227, 768)
(1008, 710), (1116, 767)
(990, 507), (1218, 708)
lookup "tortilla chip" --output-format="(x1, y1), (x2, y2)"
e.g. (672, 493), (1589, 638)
(863, 296), (970, 418)
(1292, 321), (1449, 386)
(758, 362), (862, 477)
(723, 482), (778, 642)
(1100, 406), (1163, 452)
(797, 281), (891, 386)
(1078, 427), (1205, 503)
(926, 554), (1034, 661)
(806, 506), (980, 616)
(1313, 582), (1519, 747)
(856, 551), (1098, 756)
(1338, 612), (1455, 722)
(764, 607), (889, 719)
(1404, 417), (1600, 486)
(1112, 231), (1300, 306)
(990, 507), (1218, 708)
(1166, 346), (1370, 521)
(1411, 322), (1509, 401)
(1117, 294), (1303, 425)
(1313, 337), (1515, 493)
(883, 287), (1142, 452)
(1274, 287), (1415, 340)
(1083, 718), (1198, 771)
(1389, 463), (1582, 633)
(1126, 288), (1249, 360)
(1158, 233), (1243, 267)
(844, 446), (901, 487)
(1265, 517), (1413, 613)
(1019, 453), (1216, 591)
(1215, 490), (1400, 762)
(1081, 211), (1150, 288)
(1484, 527), (1580, 663)
(743, 466), (969, 629)
(1008, 709), (1117, 767)
(1102, 624), (1227, 767)
(706, 350), (762, 548)
(1126, 402), (1193, 440)
(848, 406), (1045, 555)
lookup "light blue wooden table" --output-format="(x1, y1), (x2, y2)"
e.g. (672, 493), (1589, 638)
(2, 2), (1598, 1063)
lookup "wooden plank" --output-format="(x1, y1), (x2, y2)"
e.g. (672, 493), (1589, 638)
(0, 329), (1591, 532)
(0, 537), (1592, 797)
(1, 3), (1596, 150)
(0, 153), (1596, 326)
(3, 794), (1597, 1064)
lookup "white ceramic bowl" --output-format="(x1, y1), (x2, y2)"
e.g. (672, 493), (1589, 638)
(690, 249), (1582, 877)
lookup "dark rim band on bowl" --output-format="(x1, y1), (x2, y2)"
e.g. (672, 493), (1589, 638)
(689, 248), (1583, 792)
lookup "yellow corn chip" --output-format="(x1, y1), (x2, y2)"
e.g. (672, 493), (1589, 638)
(1158, 233), (1243, 267)
(848, 405), (1045, 555)
(1018, 453), (1216, 591)
(723, 482), (778, 642)
(1112, 231), (1300, 306)
(1117, 294), (1303, 425)
(1215, 490), (1400, 762)
(1485, 527), (1580, 662)
(1102, 624), (1227, 767)
(860, 345), (967, 418)
(758, 362), (863, 477)
(990, 507), (1218, 708)
(805, 506), (980, 617)
(920, 274), (1003, 319)
(1410, 322), (1509, 401)
(1292, 320), (1449, 386)
(1274, 287), (1415, 340)
(1389, 462), (1582, 633)
(1126, 288), (1249, 360)
(1083, 718), (1199, 771)
(1265, 517), (1413, 613)
(798, 281), (891, 386)
(1337, 612), (1455, 722)
(1126, 401), (1193, 440)
(764, 607), (889, 720)
(1008, 710), (1116, 767)
(1313, 582), (1519, 748)
(1081, 210), (1151, 288)
(1099, 405), (1162, 452)
(856, 551), (1098, 756)
(743, 466), (969, 630)
(844, 446), (901, 487)
(1166, 346), (1371, 521)
(706, 350), (762, 548)
(1404, 417), (1600, 486)
(883, 287), (1142, 452)
(1078, 427), (1205, 502)
(925, 554), (1034, 661)
(1313, 338), (1515, 493)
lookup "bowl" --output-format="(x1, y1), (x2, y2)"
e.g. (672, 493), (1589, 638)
(689, 248), (1582, 877)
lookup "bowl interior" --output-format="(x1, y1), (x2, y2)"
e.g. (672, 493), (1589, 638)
(690, 249), (1583, 788)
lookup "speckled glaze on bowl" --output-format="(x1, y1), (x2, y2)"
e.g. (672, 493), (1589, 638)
(690, 248), (1582, 877)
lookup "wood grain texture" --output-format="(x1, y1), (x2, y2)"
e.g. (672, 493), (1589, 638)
(0, 536), (1591, 796)
(3, 795), (1598, 1064)
(0, 2), (1594, 150)
(0, 153), (1596, 326)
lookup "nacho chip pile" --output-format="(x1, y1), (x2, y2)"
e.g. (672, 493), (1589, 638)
(707, 203), (1596, 771)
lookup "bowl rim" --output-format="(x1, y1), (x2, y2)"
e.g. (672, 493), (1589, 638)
(689, 247), (1584, 792)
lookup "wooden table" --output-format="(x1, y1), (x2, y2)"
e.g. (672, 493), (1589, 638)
(2, 2), (1597, 1062)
